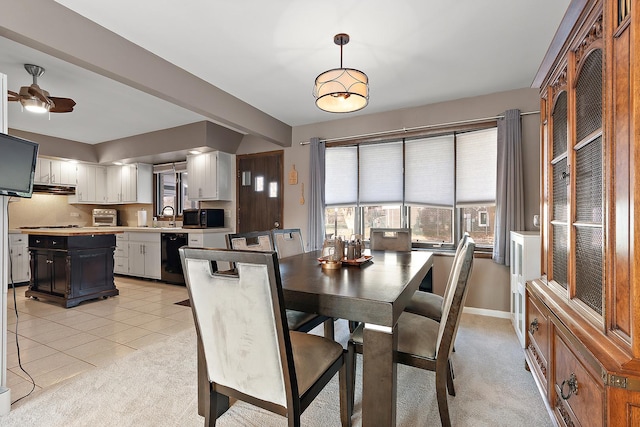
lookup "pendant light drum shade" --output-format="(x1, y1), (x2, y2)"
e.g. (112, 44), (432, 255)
(314, 68), (368, 113)
(313, 33), (369, 113)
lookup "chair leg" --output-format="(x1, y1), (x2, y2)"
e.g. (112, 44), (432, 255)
(346, 341), (356, 414)
(206, 386), (218, 427)
(338, 356), (352, 427)
(324, 318), (335, 341)
(446, 360), (456, 396)
(435, 367), (452, 427)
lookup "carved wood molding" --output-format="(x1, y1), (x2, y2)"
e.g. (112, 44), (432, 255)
(528, 344), (547, 378)
(551, 68), (568, 95)
(555, 396), (575, 427)
(574, 14), (603, 69)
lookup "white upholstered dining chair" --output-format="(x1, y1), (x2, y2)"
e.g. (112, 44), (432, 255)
(180, 247), (351, 427)
(226, 230), (334, 338)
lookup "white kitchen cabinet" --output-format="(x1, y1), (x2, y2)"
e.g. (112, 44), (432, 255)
(34, 158), (77, 186)
(127, 232), (161, 279)
(509, 231), (540, 348)
(114, 233), (129, 275)
(74, 163), (107, 203)
(9, 234), (30, 284)
(186, 151), (232, 201)
(106, 163), (152, 204)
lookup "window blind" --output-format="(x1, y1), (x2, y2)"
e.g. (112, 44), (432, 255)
(405, 135), (455, 207)
(456, 128), (497, 206)
(153, 161), (187, 174)
(359, 141), (403, 205)
(325, 146), (358, 206)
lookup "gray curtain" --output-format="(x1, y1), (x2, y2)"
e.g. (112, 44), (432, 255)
(307, 137), (326, 251)
(493, 109), (525, 266)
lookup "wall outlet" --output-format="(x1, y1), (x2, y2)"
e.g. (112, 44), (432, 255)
(70, 212), (80, 217)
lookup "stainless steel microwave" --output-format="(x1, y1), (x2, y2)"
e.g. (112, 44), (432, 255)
(182, 208), (225, 228)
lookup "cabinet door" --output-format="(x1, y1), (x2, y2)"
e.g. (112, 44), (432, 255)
(553, 330), (604, 426)
(128, 242), (146, 276)
(121, 165), (137, 202)
(59, 161), (77, 186)
(34, 158), (51, 184)
(10, 244), (30, 283)
(32, 252), (52, 293)
(75, 164), (89, 202)
(143, 241), (161, 279)
(95, 166), (107, 203)
(187, 153), (205, 199)
(107, 166), (123, 203)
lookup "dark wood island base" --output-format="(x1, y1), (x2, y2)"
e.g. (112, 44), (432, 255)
(24, 231), (119, 308)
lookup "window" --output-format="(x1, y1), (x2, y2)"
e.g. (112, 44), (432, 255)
(154, 162), (195, 217)
(324, 127), (498, 249)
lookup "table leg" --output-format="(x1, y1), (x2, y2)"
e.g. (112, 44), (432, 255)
(362, 323), (397, 427)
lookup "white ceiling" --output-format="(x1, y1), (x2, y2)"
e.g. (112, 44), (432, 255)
(2, 0), (571, 145)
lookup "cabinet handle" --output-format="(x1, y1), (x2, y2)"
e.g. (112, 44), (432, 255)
(560, 373), (578, 400)
(529, 318), (539, 335)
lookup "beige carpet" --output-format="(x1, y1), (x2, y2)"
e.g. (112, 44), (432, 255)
(1, 314), (552, 426)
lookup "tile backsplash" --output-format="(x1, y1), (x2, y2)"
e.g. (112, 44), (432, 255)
(7, 194), (153, 229)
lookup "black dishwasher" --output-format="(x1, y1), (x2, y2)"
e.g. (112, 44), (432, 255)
(161, 233), (188, 285)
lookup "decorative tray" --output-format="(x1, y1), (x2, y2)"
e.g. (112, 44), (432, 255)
(317, 255), (373, 267)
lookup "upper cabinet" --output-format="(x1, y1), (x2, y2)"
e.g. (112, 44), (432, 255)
(34, 157), (77, 186)
(71, 163), (152, 205)
(74, 163), (107, 204)
(186, 151), (232, 201)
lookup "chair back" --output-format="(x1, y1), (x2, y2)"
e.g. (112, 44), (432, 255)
(436, 237), (475, 360)
(369, 228), (412, 251)
(226, 230), (274, 252)
(272, 228), (304, 259)
(180, 247), (296, 408)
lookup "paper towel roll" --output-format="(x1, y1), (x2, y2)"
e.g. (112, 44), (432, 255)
(137, 210), (148, 227)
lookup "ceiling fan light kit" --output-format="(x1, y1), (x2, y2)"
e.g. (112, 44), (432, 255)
(7, 64), (76, 115)
(313, 33), (369, 113)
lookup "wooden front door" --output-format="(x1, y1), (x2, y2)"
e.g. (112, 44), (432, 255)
(236, 151), (284, 233)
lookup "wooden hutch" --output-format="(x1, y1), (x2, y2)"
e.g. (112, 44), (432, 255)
(527, 0), (638, 425)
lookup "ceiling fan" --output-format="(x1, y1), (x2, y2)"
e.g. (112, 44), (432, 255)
(7, 64), (76, 113)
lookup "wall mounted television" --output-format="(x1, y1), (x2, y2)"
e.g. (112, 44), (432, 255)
(0, 132), (39, 198)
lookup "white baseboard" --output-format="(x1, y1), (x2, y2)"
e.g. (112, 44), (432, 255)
(462, 306), (511, 319)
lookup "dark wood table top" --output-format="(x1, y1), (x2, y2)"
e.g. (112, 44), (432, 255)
(278, 250), (433, 327)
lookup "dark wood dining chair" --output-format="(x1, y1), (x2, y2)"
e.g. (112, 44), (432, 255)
(227, 230), (334, 339)
(403, 232), (470, 321)
(369, 228), (412, 251)
(346, 237), (475, 427)
(179, 247), (351, 427)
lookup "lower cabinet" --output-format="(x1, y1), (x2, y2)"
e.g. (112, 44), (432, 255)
(525, 281), (627, 427)
(26, 234), (119, 308)
(115, 232), (161, 280)
(9, 234), (30, 284)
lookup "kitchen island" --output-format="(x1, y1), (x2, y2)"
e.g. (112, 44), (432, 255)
(22, 228), (120, 308)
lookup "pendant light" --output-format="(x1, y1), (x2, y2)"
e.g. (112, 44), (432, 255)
(313, 33), (369, 113)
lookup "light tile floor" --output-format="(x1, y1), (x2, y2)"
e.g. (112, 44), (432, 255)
(5, 276), (193, 403)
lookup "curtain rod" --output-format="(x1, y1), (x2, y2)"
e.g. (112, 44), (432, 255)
(299, 110), (540, 145)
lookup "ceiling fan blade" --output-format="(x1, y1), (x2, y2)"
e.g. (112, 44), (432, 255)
(27, 84), (54, 106)
(49, 97), (76, 113)
(7, 90), (20, 102)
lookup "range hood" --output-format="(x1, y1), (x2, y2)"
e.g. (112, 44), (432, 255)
(32, 184), (76, 195)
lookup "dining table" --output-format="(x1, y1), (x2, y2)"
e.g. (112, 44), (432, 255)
(196, 249), (434, 427)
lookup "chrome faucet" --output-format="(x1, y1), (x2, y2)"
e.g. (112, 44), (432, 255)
(161, 205), (176, 227)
